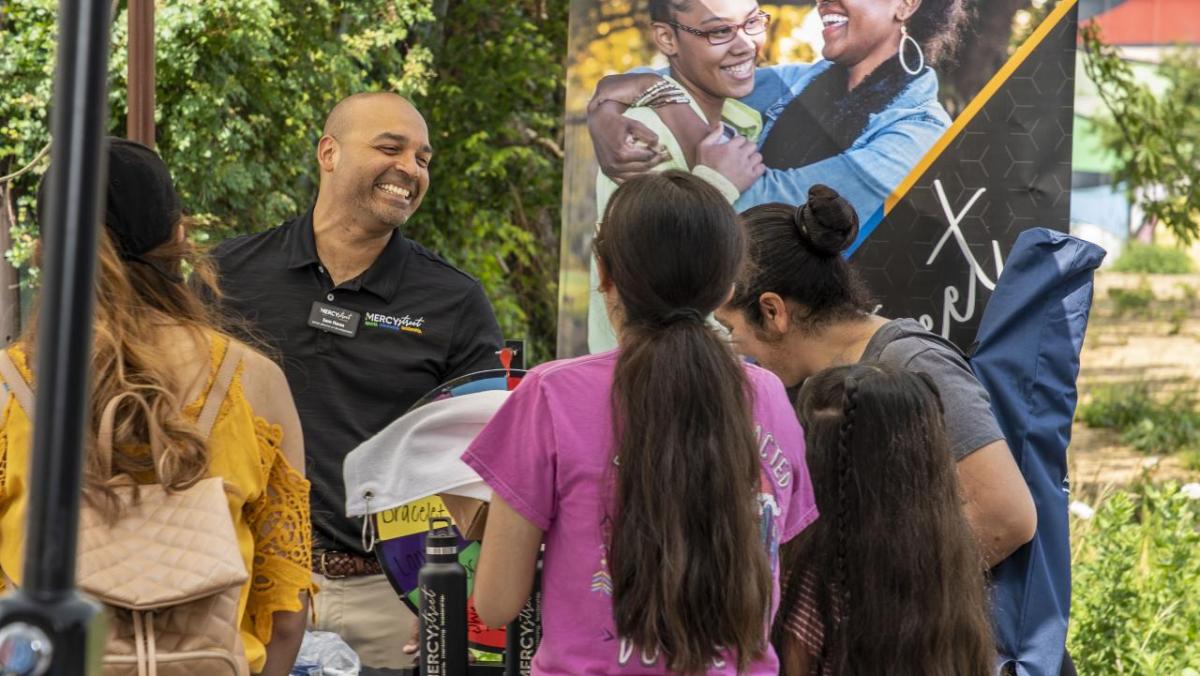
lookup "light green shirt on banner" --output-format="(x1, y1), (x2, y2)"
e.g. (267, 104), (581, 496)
(588, 76), (763, 354)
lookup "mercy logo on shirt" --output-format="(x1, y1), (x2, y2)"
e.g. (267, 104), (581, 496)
(364, 312), (426, 334)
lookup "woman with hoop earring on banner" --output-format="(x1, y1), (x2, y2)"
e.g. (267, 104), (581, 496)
(751, 0), (956, 185)
(589, 0), (967, 225)
(900, 23), (925, 75)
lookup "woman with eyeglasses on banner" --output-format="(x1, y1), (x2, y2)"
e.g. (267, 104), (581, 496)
(586, 0), (773, 353)
(588, 0), (968, 225)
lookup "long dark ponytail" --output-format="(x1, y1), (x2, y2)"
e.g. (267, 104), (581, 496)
(775, 363), (995, 675)
(596, 171), (772, 673)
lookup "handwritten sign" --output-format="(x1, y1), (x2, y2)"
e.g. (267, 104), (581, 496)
(375, 496), (453, 541)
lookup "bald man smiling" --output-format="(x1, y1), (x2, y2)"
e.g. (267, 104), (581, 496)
(212, 92), (503, 668)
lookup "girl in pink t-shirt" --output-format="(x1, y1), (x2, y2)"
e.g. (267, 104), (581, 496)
(464, 171), (818, 674)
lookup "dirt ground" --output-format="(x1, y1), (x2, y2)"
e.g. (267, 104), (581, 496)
(1069, 272), (1200, 491)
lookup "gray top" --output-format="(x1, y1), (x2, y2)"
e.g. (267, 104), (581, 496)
(860, 318), (1005, 460)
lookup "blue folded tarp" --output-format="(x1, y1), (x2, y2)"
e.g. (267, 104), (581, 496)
(970, 228), (1106, 675)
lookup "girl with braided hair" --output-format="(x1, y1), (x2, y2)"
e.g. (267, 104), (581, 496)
(777, 362), (994, 675)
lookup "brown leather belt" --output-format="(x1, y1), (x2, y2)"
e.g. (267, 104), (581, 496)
(313, 549), (383, 579)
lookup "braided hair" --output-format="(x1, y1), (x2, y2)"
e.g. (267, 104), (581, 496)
(825, 376), (858, 670)
(773, 363), (995, 675)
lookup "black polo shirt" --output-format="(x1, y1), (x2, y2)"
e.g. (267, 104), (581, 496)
(212, 210), (503, 554)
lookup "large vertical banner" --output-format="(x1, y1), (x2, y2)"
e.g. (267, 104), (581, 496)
(558, 0), (1079, 356)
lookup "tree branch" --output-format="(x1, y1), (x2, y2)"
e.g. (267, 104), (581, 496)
(0, 143), (51, 186)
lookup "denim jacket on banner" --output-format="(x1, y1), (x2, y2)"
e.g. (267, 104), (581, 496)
(734, 60), (951, 225)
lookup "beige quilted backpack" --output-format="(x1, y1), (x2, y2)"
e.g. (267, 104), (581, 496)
(0, 343), (251, 676)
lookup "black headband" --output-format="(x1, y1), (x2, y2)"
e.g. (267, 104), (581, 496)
(38, 137), (184, 282)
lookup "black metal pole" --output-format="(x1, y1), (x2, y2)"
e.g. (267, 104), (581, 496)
(0, 0), (111, 673)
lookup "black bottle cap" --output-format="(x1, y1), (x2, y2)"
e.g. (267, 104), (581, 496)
(426, 516), (459, 556)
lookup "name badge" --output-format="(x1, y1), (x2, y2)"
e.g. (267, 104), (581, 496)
(307, 301), (361, 338)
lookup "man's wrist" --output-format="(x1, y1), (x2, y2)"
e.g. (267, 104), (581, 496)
(587, 97), (629, 116)
(588, 74), (666, 114)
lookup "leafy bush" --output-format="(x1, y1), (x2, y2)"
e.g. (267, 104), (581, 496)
(1112, 243), (1195, 275)
(1108, 281), (1157, 317)
(1183, 450), (1200, 472)
(1069, 482), (1200, 674)
(1168, 307), (1189, 336)
(1082, 24), (1200, 245)
(1080, 383), (1159, 430)
(1078, 383), (1200, 455)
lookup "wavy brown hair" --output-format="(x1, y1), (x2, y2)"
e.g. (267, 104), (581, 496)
(773, 362), (994, 675)
(596, 171), (772, 673)
(20, 220), (230, 519)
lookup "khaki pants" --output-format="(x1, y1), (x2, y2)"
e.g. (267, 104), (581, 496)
(312, 572), (417, 669)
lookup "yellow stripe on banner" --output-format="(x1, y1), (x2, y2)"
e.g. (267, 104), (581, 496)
(883, 0), (1080, 214)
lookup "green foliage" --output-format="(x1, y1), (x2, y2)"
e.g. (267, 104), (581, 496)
(1081, 24), (1200, 244)
(3, 0), (436, 244)
(1112, 243), (1196, 275)
(1069, 482), (1200, 674)
(0, 0), (57, 266)
(411, 0), (565, 363)
(1183, 450), (1200, 472)
(1079, 383), (1159, 430)
(1168, 307), (1188, 336)
(1079, 382), (1200, 456)
(1009, 0), (1058, 52)
(1108, 280), (1157, 317)
(1, 0), (566, 361)
(123, 0), (437, 243)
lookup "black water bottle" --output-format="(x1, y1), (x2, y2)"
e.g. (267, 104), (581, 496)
(418, 516), (467, 676)
(504, 548), (543, 675)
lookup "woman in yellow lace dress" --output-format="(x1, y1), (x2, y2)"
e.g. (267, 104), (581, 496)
(0, 139), (314, 675)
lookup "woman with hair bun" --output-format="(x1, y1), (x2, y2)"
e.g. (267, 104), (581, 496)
(713, 185), (1036, 570)
(466, 171), (818, 674)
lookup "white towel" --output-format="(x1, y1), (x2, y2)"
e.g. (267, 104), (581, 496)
(343, 390), (508, 517)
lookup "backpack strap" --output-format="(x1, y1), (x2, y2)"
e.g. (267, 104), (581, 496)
(0, 349), (34, 418)
(195, 340), (244, 439)
(95, 339), (246, 474)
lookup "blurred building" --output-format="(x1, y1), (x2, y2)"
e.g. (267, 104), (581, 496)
(1071, 0), (1200, 263)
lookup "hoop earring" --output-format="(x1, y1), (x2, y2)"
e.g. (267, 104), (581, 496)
(899, 25), (924, 75)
